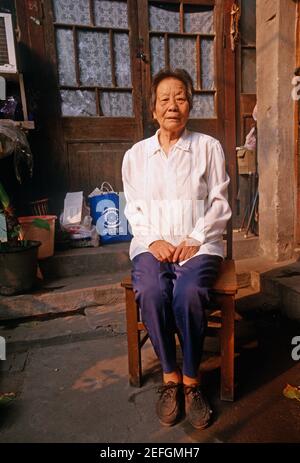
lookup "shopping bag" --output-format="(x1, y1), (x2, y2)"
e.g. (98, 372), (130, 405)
(89, 182), (132, 244)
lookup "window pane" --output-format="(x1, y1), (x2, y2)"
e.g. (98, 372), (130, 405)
(56, 29), (76, 86)
(201, 39), (214, 90)
(53, 0), (90, 25)
(150, 36), (165, 76)
(169, 38), (196, 85)
(78, 31), (112, 86)
(242, 48), (256, 93)
(94, 0), (128, 28)
(149, 3), (180, 32)
(100, 92), (133, 116)
(241, 0), (256, 45)
(190, 94), (215, 118)
(0, 17), (9, 65)
(184, 6), (214, 34)
(61, 90), (97, 116)
(114, 33), (131, 87)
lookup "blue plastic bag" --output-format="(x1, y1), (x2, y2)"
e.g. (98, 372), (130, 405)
(89, 182), (132, 244)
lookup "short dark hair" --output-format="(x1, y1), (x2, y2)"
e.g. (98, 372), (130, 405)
(150, 68), (194, 113)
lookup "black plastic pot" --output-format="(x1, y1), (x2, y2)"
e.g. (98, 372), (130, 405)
(0, 240), (41, 296)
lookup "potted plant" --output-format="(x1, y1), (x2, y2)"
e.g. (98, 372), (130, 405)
(0, 181), (48, 296)
(18, 214), (57, 259)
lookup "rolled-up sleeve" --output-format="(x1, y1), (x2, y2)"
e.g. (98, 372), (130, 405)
(122, 149), (162, 248)
(189, 140), (232, 245)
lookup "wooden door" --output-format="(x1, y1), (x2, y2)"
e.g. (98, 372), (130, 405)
(138, 0), (226, 141)
(42, 0), (144, 201)
(137, 0), (237, 218)
(18, 0), (237, 214)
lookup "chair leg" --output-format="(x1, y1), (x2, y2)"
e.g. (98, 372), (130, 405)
(125, 288), (142, 387)
(220, 295), (235, 401)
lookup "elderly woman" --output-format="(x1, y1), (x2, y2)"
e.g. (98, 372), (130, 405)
(122, 68), (231, 429)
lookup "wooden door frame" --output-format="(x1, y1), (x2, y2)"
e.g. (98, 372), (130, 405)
(234, 0), (256, 227)
(295, 0), (300, 244)
(234, 0), (256, 147)
(222, 0), (237, 221)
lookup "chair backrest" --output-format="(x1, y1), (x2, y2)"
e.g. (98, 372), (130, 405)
(225, 156), (234, 260)
(225, 219), (233, 260)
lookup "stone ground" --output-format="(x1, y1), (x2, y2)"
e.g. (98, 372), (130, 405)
(0, 305), (300, 443)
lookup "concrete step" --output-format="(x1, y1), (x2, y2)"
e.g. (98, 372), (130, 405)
(39, 242), (131, 279)
(0, 257), (256, 322)
(235, 256), (300, 320)
(235, 286), (279, 315)
(0, 272), (127, 322)
(2, 258), (287, 354)
(232, 230), (260, 260)
(235, 255), (296, 289)
(0, 302), (127, 356)
(1, 254), (289, 324)
(0, 299), (255, 356)
(39, 234), (259, 280)
(260, 261), (300, 320)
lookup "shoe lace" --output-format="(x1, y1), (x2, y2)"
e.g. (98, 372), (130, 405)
(156, 383), (179, 401)
(185, 385), (205, 404)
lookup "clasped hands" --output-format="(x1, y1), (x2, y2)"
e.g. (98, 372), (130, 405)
(149, 239), (201, 263)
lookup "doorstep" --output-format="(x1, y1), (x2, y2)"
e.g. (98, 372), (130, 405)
(259, 260), (300, 320)
(0, 271), (127, 322)
(39, 233), (260, 280)
(1, 250), (292, 324)
(235, 256), (300, 319)
(232, 230), (260, 260)
(39, 241), (131, 279)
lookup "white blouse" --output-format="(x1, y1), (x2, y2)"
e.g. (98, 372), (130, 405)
(122, 129), (231, 265)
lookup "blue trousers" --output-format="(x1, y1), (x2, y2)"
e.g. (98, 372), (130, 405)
(131, 252), (223, 378)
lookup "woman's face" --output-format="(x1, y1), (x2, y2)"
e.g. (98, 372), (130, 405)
(153, 77), (190, 134)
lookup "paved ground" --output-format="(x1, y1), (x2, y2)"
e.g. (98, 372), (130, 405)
(0, 308), (300, 443)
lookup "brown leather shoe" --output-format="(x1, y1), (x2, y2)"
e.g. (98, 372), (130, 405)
(156, 382), (183, 426)
(184, 384), (212, 430)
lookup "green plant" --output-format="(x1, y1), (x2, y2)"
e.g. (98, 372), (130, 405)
(0, 181), (20, 247)
(0, 181), (49, 249)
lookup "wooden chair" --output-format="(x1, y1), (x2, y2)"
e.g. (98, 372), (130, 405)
(121, 222), (238, 401)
